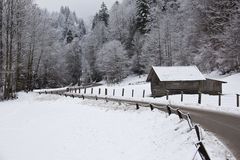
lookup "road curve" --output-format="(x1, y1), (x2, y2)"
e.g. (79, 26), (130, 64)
(174, 107), (240, 159)
(38, 91), (240, 159)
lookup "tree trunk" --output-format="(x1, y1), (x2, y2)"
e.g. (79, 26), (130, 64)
(0, 0), (3, 94)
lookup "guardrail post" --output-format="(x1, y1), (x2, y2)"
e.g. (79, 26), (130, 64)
(75, 88), (77, 93)
(198, 92), (202, 104)
(218, 92), (221, 106)
(150, 104), (154, 111)
(113, 89), (115, 96)
(132, 89), (134, 97)
(136, 104), (140, 110)
(143, 90), (145, 98)
(181, 91), (183, 102)
(91, 88), (93, 94)
(122, 88), (125, 97)
(166, 90), (169, 100)
(79, 88), (81, 93)
(194, 125), (201, 141)
(105, 88), (108, 96)
(196, 142), (211, 160)
(237, 94), (239, 107)
(176, 109), (183, 119)
(166, 106), (171, 115)
(99, 88), (101, 95)
(187, 114), (193, 129)
(84, 88), (87, 94)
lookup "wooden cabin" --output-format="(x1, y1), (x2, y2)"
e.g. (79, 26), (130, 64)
(146, 66), (226, 97)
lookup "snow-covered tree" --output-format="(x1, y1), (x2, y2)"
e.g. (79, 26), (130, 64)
(96, 40), (128, 83)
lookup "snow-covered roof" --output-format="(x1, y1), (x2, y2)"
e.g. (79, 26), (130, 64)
(148, 66), (206, 82)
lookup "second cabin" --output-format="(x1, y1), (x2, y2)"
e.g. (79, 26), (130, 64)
(146, 66), (226, 97)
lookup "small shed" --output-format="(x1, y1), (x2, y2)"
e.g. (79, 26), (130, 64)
(146, 66), (226, 97)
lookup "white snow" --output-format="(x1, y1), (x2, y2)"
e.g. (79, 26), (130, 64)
(0, 93), (234, 160)
(150, 66), (206, 81)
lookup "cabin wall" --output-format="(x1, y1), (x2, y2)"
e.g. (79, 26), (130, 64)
(201, 80), (222, 95)
(151, 74), (166, 96)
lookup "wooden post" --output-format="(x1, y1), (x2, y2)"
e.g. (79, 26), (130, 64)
(122, 88), (125, 97)
(218, 92), (221, 106)
(237, 94), (239, 107)
(198, 92), (202, 104)
(84, 88), (87, 94)
(150, 104), (154, 111)
(143, 90), (145, 98)
(75, 88), (77, 93)
(195, 125), (201, 141)
(132, 89), (134, 97)
(113, 89), (115, 96)
(176, 109), (183, 120)
(99, 88), (101, 95)
(166, 106), (171, 115)
(91, 88), (93, 94)
(105, 88), (107, 96)
(136, 104), (140, 110)
(166, 90), (169, 100)
(79, 88), (81, 93)
(181, 91), (183, 102)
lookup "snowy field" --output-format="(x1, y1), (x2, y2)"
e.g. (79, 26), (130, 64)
(0, 93), (234, 160)
(77, 73), (240, 114)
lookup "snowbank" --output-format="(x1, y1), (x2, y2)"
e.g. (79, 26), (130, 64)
(0, 93), (234, 160)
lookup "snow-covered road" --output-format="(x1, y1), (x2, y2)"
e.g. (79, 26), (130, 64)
(0, 93), (234, 160)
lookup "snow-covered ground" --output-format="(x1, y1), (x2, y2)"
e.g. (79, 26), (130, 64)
(81, 73), (240, 114)
(0, 93), (234, 160)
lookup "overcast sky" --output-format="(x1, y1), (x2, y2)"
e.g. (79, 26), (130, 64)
(35, 0), (121, 22)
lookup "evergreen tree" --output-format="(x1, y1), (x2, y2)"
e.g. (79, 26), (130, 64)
(98, 2), (109, 27)
(92, 13), (99, 30)
(136, 0), (151, 34)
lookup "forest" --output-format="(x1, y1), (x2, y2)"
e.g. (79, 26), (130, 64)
(0, 0), (239, 99)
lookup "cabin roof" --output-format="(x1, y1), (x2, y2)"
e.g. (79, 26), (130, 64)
(147, 66), (206, 82)
(206, 78), (227, 83)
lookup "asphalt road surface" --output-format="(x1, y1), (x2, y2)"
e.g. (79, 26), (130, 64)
(176, 107), (240, 159)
